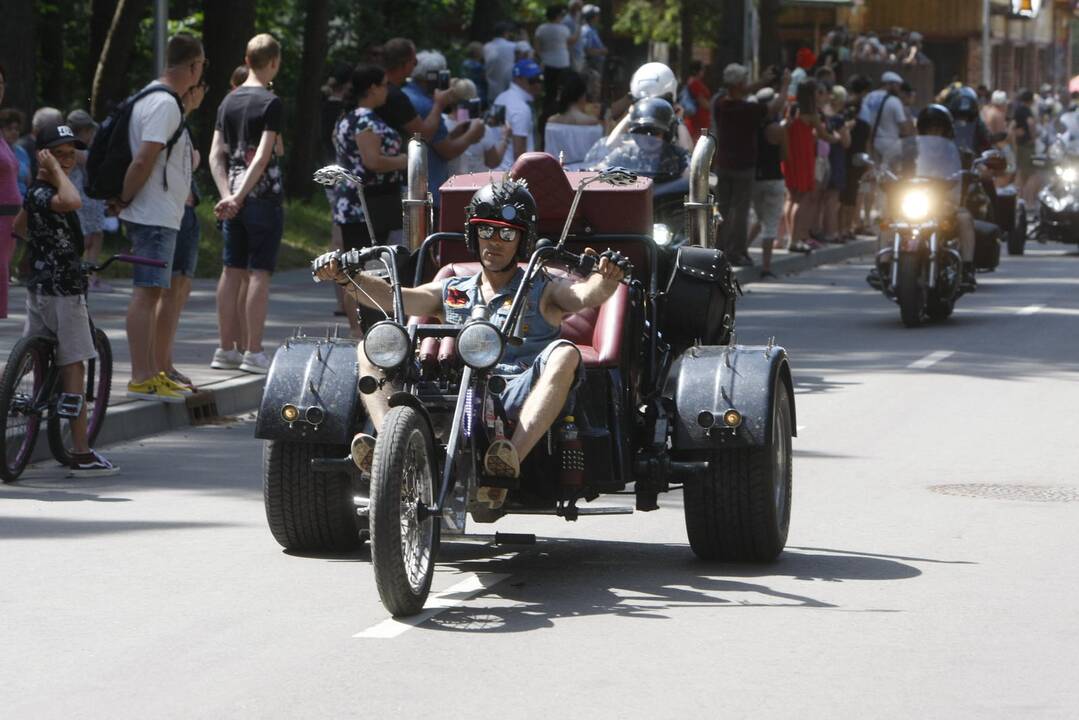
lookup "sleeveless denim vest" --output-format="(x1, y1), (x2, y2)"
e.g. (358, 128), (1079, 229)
(442, 268), (560, 375)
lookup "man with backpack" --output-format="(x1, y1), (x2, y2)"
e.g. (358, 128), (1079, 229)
(96, 33), (205, 403)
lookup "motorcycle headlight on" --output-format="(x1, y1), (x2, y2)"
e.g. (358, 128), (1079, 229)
(457, 321), (504, 370)
(1056, 166), (1078, 184)
(652, 223), (673, 246)
(900, 189), (931, 221)
(363, 321), (410, 369)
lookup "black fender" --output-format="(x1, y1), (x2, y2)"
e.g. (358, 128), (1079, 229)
(662, 344), (796, 451)
(387, 391), (438, 443)
(254, 336), (364, 444)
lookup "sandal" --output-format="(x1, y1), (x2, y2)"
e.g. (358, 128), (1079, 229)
(789, 242), (813, 254)
(350, 433), (376, 474)
(483, 439), (521, 479)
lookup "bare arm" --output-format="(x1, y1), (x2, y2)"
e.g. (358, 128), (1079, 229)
(355, 130), (408, 173)
(432, 120), (486, 162)
(315, 257), (444, 318)
(401, 89), (453, 141)
(209, 129), (231, 198)
(545, 254), (624, 317)
(37, 151), (81, 212)
(119, 141), (164, 204)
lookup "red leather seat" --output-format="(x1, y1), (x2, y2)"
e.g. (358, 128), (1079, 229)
(412, 262), (627, 368)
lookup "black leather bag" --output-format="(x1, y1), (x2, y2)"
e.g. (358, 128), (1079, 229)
(661, 246), (738, 350)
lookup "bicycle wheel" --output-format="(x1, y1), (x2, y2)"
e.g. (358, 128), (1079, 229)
(0, 337), (50, 482)
(48, 328), (113, 466)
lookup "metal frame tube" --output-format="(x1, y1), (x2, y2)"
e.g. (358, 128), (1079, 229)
(686, 134), (717, 248)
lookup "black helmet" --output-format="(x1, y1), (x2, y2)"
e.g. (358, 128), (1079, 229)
(464, 179), (538, 261)
(946, 86), (979, 121)
(628, 97), (676, 141)
(917, 103), (955, 139)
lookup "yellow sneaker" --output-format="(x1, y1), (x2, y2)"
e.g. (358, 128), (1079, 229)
(126, 376), (186, 404)
(157, 371), (194, 396)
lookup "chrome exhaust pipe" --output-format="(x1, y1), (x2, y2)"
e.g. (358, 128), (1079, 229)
(403, 133), (431, 252)
(685, 133), (717, 248)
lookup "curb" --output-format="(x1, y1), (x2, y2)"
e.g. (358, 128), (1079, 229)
(67, 237), (876, 458)
(733, 237), (877, 285)
(31, 373), (266, 463)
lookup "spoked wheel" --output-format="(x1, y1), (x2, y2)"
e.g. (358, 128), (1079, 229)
(0, 337), (49, 482)
(48, 328), (112, 466)
(683, 380), (793, 561)
(370, 405), (440, 616)
(896, 254), (925, 328)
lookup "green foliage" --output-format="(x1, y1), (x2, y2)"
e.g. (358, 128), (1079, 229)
(613, 0), (682, 45)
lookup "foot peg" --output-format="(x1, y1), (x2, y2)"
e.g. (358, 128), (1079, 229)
(55, 393), (84, 418)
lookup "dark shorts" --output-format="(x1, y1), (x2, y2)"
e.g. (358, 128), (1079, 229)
(172, 205), (200, 276)
(841, 166), (866, 206)
(223, 198), (283, 272)
(498, 340), (585, 423)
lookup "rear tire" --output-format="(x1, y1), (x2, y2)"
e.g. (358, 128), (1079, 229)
(48, 328), (112, 466)
(0, 337), (49, 482)
(896, 254), (925, 327)
(263, 440), (365, 551)
(683, 384), (793, 561)
(370, 406), (439, 616)
(1007, 208), (1027, 256)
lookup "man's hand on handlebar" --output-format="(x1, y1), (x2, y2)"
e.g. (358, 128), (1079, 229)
(582, 248), (632, 284)
(312, 250), (351, 286)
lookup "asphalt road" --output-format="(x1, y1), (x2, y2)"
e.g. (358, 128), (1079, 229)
(3, 243), (1078, 719)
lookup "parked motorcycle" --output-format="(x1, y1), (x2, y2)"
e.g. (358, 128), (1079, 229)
(858, 137), (1002, 327)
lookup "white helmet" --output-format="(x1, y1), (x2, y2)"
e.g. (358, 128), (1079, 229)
(630, 62), (677, 101)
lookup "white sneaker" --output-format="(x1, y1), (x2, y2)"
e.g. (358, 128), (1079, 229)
(239, 350), (271, 374)
(211, 347), (243, 370)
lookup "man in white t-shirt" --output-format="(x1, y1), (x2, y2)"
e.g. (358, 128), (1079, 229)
(484, 23), (518, 99)
(534, 5), (580, 135)
(858, 71), (914, 159)
(116, 33), (205, 403)
(494, 59), (543, 170)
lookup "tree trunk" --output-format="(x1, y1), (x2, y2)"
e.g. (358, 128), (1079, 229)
(0, 0), (37, 116)
(680, 0), (695, 81)
(91, 0), (150, 119)
(286, 0), (331, 199)
(89, 0), (120, 95)
(758, 0), (782, 68)
(716, 0), (746, 70)
(469, 0), (502, 42)
(39, 3), (66, 109)
(198, 0), (257, 160)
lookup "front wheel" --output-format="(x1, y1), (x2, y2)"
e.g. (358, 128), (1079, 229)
(48, 328), (112, 466)
(683, 383), (793, 561)
(1007, 207), (1027, 256)
(896, 253), (925, 327)
(0, 337), (50, 482)
(370, 405), (440, 616)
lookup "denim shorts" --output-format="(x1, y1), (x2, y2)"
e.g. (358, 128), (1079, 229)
(172, 205), (200, 277)
(124, 221), (177, 288)
(497, 340), (585, 423)
(223, 198), (284, 272)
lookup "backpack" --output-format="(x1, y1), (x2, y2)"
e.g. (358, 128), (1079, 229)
(86, 84), (186, 200)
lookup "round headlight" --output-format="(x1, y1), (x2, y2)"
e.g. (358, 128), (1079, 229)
(900, 190), (931, 221)
(457, 321), (504, 370)
(363, 321), (409, 369)
(652, 223), (673, 246)
(1062, 167), (1078, 183)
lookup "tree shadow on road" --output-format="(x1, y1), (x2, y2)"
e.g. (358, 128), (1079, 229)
(412, 539), (949, 634)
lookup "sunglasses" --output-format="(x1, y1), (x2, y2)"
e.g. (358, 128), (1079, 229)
(475, 223), (519, 242)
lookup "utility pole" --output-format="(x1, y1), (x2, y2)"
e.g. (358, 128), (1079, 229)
(154, 0), (167, 75)
(982, 0), (991, 88)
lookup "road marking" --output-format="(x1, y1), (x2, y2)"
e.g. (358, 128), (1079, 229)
(1017, 304), (1045, 316)
(353, 572), (510, 638)
(908, 350), (954, 370)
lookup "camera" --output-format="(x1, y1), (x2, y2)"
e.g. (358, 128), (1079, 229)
(425, 69), (452, 91)
(486, 104), (506, 127)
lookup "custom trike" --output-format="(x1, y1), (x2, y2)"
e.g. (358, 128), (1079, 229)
(256, 141), (796, 617)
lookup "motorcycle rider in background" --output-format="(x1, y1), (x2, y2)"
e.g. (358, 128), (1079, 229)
(606, 62), (695, 150)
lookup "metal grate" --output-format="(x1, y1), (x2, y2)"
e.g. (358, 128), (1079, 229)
(185, 391), (219, 426)
(929, 484), (1079, 503)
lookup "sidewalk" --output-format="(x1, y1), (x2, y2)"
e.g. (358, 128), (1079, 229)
(0, 236), (875, 455)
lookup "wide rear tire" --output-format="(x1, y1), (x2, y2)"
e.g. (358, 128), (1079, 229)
(0, 337), (49, 482)
(48, 328), (112, 466)
(263, 440), (365, 551)
(683, 384), (793, 561)
(896, 254), (925, 328)
(1007, 208), (1027, 256)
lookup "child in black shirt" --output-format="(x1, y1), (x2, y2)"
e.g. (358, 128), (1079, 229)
(14, 124), (119, 476)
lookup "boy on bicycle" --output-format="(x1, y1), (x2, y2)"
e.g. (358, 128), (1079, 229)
(13, 124), (119, 476)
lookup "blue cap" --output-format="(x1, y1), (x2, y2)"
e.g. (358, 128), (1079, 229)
(513, 59), (543, 80)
